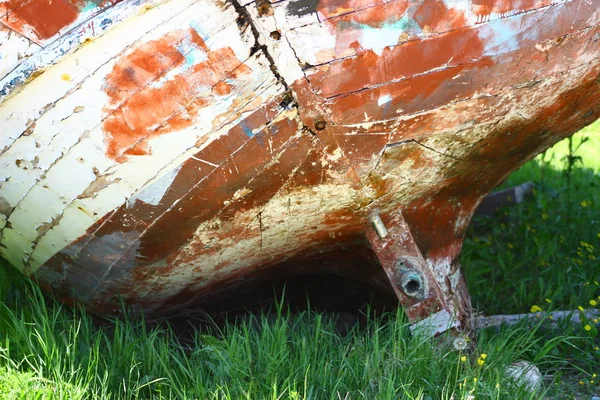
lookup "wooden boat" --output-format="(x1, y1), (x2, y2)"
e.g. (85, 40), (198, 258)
(1, 0), (599, 334)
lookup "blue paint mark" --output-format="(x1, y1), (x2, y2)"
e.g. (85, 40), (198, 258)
(241, 122), (254, 138)
(381, 100), (393, 119)
(479, 19), (521, 56)
(338, 17), (422, 35)
(81, 0), (101, 13)
(174, 29), (209, 69)
(100, 18), (112, 30)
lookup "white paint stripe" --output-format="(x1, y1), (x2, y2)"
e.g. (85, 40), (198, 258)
(190, 156), (219, 167)
(0, 24), (41, 81)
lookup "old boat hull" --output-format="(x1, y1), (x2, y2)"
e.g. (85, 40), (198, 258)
(1, 0), (599, 331)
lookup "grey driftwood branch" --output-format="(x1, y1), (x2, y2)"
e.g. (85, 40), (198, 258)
(474, 309), (600, 329)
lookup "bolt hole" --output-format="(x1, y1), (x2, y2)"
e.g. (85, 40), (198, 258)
(257, 0), (273, 16)
(404, 279), (420, 294)
(315, 120), (327, 131)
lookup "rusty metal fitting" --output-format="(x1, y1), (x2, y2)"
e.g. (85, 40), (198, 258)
(369, 213), (388, 239)
(397, 263), (427, 299)
(270, 31), (281, 40)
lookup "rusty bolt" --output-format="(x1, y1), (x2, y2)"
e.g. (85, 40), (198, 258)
(314, 119), (327, 131)
(270, 31), (281, 40)
(257, 0), (273, 16)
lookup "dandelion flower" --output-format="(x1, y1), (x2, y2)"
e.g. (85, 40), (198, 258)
(530, 305), (542, 313)
(453, 337), (468, 351)
(590, 300), (598, 306)
(585, 325), (592, 331)
(460, 356), (467, 362)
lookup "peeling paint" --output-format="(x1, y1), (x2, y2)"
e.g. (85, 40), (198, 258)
(0, 0), (598, 328)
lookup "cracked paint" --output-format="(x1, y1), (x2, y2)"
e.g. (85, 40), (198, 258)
(0, 0), (599, 329)
(102, 27), (252, 161)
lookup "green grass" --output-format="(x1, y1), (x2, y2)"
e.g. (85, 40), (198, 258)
(1, 121), (599, 399)
(463, 127), (600, 316)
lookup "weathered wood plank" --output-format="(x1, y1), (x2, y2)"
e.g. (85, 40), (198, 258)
(0, 0), (285, 272)
(304, 0), (598, 98)
(0, 23), (41, 80)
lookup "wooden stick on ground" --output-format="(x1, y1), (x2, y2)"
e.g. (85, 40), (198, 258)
(474, 309), (600, 329)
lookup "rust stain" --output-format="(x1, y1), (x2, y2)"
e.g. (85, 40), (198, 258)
(102, 28), (251, 162)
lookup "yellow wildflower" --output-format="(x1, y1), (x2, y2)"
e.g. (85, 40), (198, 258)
(480, 354), (487, 359)
(579, 306), (585, 311)
(584, 325), (592, 331)
(460, 356), (467, 362)
(581, 200), (589, 207)
(477, 358), (485, 366)
(530, 305), (542, 313)
(473, 378), (478, 383)
(590, 300), (598, 306)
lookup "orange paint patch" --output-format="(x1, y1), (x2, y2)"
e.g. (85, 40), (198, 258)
(1, 0), (79, 41)
(0, 0), (117, 41)
(413, 0), (467, 31)
(102, 28), (251, 162)
(471, 0), (546, 20)
(311, 26), (485, 98)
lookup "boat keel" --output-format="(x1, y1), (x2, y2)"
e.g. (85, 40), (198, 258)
(366, 209), (472, 336)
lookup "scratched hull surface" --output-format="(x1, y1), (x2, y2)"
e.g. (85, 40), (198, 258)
(1, 0), (599, 322)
